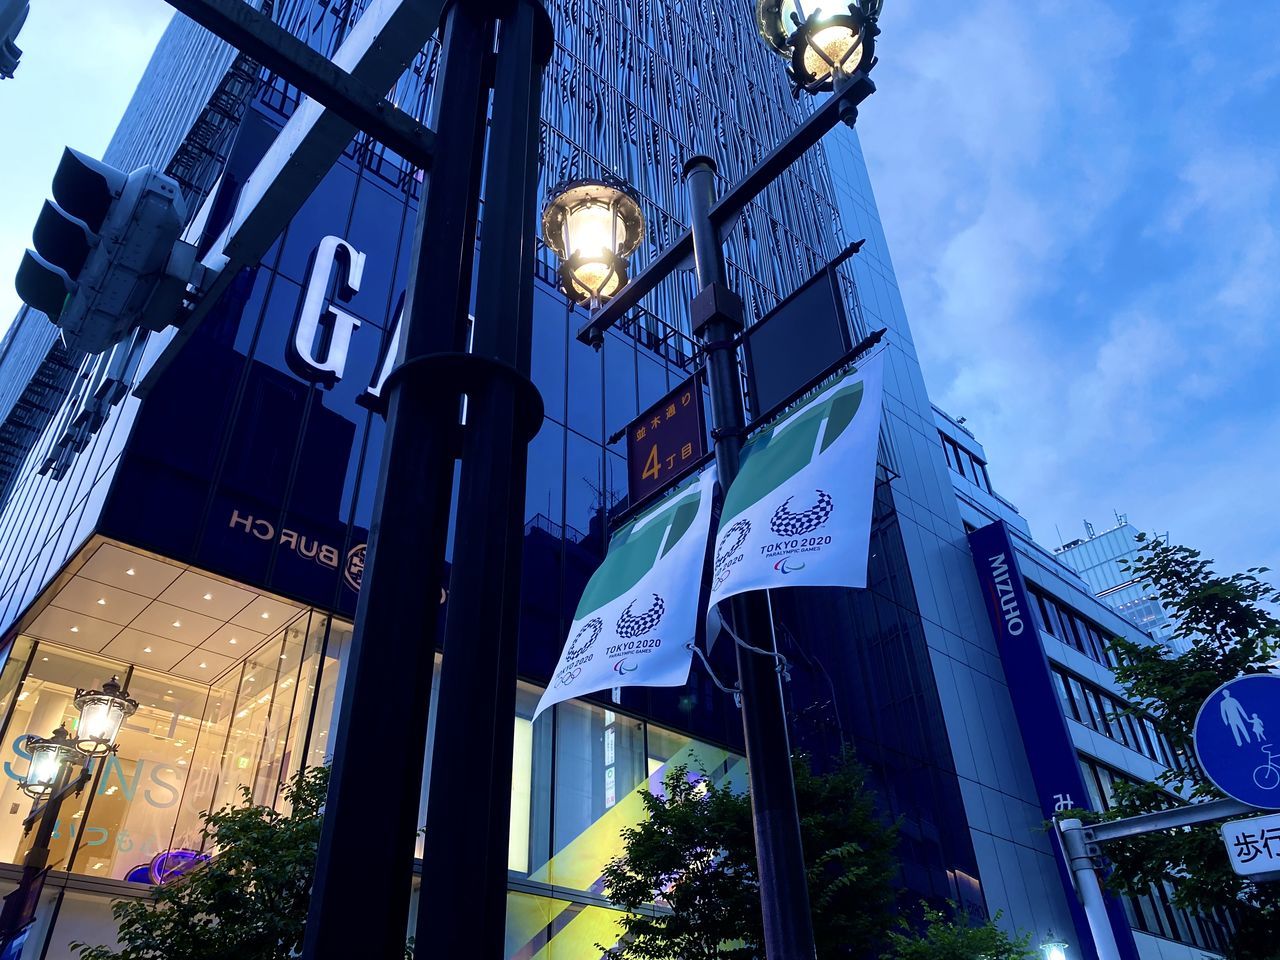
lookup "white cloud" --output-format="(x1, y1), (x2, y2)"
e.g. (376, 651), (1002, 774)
(857, 0), (1280, 575)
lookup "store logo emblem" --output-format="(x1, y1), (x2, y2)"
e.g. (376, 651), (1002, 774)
(288, 236), (366, 388)
(343, 544), (366, 592)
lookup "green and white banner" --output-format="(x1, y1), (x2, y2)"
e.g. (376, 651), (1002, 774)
(534, 466), (717, 719)
(708, 349), (885, 608)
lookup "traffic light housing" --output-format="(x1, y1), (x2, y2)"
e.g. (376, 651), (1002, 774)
(0, 0), (26, 79)
(15, 148), (190, 354)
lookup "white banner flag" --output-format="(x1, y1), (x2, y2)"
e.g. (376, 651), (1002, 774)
(708, 349), (885, 608)
(534, 466), (717, 718)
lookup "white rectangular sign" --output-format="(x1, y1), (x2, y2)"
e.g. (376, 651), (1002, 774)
(1221, 812), (1280, 880)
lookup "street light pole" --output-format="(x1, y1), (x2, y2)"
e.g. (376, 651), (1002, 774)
(300, 3), (497, 957)
(684, 155), (818, 959)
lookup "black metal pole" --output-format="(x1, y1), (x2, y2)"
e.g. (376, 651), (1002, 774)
(684, 155), (818, 960)
(300, 4), (496, 958)
(0, 763), (76, 946)
(413, 0), (550, 955)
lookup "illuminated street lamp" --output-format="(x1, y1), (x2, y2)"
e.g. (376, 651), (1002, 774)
(3, 678), (134, 948)
(1040, 934), (1069, 960)
(19, 725), (80, 799)
(755, 0), (880, 92)
(541, 176), (645, 309)
(73, 675), (138, 756)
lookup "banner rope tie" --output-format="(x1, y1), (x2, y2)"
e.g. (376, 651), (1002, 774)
(718, 621), (793, 683)
(685, 643), (743, 708)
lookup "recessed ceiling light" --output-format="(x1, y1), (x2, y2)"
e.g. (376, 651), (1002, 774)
(40, 657), (48, 662)
(96, 598), (106, 606)
(203, 593), (213, 601)
(229, 637), (238, 644)
(172, 620), (182, 628)
(280, 654), (287, 660)
(198, 662), (207, 669)
(143, 647), (153, 653)
(166, 690), (173, 694)
(260, 611), (270, 619)
(70, 626), (79, 633)
(126, 568), (135, 576)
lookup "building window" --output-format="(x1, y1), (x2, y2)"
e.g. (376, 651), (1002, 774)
(1027, 585), (1119, 668)
(1053, 665), (1184, 769)
(936, 432), (993, 494)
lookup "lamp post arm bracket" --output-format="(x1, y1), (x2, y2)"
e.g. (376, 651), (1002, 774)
(163, 0), (436, 168)
(576, 74), (875, 346)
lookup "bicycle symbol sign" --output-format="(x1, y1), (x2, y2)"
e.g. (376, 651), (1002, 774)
(1193, 675), (1280, 809)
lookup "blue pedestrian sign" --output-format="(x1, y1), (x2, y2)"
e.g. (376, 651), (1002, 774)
(1193, 675), (1280, 809)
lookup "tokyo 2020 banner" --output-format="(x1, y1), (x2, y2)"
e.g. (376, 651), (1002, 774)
(534, 466), (717, 719)
(708, 349), (885, 608)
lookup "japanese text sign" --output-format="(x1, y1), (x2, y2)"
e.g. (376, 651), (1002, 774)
(1221, 812), (1280, 881)
(625, 373), (706, 506)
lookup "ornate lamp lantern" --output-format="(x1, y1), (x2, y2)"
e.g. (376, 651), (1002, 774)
(20, 725), (81, 799)
(756, 0), (880, 93)
(541, 176), (645, 309)
(73, 675), (137, 757)
(1039, 934), (1069, 960)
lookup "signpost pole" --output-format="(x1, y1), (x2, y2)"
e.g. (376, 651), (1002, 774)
(683, 155), (819, 960)
(1057, 820), (1122, 960)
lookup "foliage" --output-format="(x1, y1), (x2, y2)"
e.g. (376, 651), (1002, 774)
(599, 752), (898, 959)
(1092, 535), (1280, 960)
(74, 767), (331, 960)
(880, 903), (1034, 960)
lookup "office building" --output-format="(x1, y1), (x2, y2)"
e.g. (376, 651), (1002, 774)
(0, 3), (1207, 959)
(1056, 519), (1181, 652)
(937, 407), (1230, 957)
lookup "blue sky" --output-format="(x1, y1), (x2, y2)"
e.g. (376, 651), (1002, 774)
(857, 0), (1280, 576)
(1, 1), (1276, 578)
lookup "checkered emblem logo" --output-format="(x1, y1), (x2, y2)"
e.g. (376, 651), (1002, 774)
(566, 618), (603, 659)
(769, 490), (833, 537)
(713, 519), (751, 588)
(616, 593), (665, 638)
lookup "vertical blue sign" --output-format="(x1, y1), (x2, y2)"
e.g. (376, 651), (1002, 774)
(968, 521), (1139, 960)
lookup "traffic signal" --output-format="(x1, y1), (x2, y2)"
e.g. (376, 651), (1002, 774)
(15, 147), (190, 354)
(0, 0), (27, 79)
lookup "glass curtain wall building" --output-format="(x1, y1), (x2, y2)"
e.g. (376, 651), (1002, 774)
(1055, 519), (1180, 652)
(0, 2), (1122, 959)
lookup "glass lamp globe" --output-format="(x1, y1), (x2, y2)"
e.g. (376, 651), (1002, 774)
(21, 726), (80, 799)
(755, 0), (879, 92)
(73, 675), (137, 756)
(541, 177), (644, 308)
(1040, 936), (1069, 960)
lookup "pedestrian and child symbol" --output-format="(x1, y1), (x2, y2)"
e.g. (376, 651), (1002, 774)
(1195, 677), (1280, 806)
(1220, 690), (1267, 747)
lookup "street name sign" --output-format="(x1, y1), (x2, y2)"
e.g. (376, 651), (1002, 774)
(1193, 674), (1280, 809)
(1220, 812), (1280, 881)
(625, 372), (705, 506)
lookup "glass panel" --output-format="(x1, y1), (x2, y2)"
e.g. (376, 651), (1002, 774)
(509, 683), (552, 876)
(71, 669), (211, 880)
(542, 701), (644, 892)
(0, 644), (128, 870)
(505, 890), (627, 959)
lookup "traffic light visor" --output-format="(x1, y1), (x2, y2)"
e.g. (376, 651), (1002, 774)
(52, 148), (126, 233)
(15, 249), (73, 319)
(33, 201), (92, 277)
